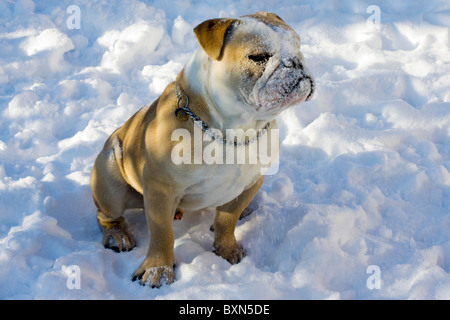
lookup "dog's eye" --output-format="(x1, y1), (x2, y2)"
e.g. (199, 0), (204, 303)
(248, 53), (272, 64)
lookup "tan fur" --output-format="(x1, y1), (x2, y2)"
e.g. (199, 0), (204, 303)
(193, 18), (237, 60)
(91, 11), (314, 287)
(244, 11), (287, 28)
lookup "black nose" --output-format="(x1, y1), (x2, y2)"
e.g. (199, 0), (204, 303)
(283, 56), (303, 69)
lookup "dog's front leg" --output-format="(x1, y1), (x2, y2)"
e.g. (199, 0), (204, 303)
(213, 176), (264, 264)
(132, 179), (179, 288)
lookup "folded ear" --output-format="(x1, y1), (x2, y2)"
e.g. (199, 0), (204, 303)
(193, 18), (237, 60)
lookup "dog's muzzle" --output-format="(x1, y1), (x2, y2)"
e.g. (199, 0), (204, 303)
(281, 56), (315, 101)
(254, 57), (315, 112)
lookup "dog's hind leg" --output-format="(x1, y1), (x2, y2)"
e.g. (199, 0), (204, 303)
(91, 136), (142, 252)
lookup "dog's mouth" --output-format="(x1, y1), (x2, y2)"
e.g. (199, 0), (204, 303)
(302, 74), (315, 101)
(283, 72), (315, 101)
(252, 66), (315, 113)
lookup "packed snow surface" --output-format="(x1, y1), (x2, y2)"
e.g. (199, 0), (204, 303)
(1, 0), (450, 299)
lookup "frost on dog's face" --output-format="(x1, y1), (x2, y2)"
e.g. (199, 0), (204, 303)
(217, 15), (315, 117)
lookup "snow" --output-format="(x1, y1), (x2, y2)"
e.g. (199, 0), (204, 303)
(1, 0), (450, 300)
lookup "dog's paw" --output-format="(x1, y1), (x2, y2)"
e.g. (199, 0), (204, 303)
(99, 218), (136, 252)
(103, 228), (136, 252)
(214, 244), (246, 264)
(132, 264), (175, 288)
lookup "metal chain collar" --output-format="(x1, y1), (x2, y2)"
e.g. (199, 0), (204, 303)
(175, 84), (270, 147)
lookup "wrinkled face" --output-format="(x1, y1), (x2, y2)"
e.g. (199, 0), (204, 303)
(214, 16), (315, 116)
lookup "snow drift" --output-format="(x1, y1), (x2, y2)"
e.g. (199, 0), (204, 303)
(0, 0), (450, 299)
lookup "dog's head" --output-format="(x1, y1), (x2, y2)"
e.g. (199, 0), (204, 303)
(194, 11), (315, 118)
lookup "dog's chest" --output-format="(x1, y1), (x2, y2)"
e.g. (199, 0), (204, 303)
(179, 162), (261, 210)
(174, 122), (278, 210)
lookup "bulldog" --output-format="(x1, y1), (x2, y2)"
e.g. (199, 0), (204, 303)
(90, 11), (314, 287)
